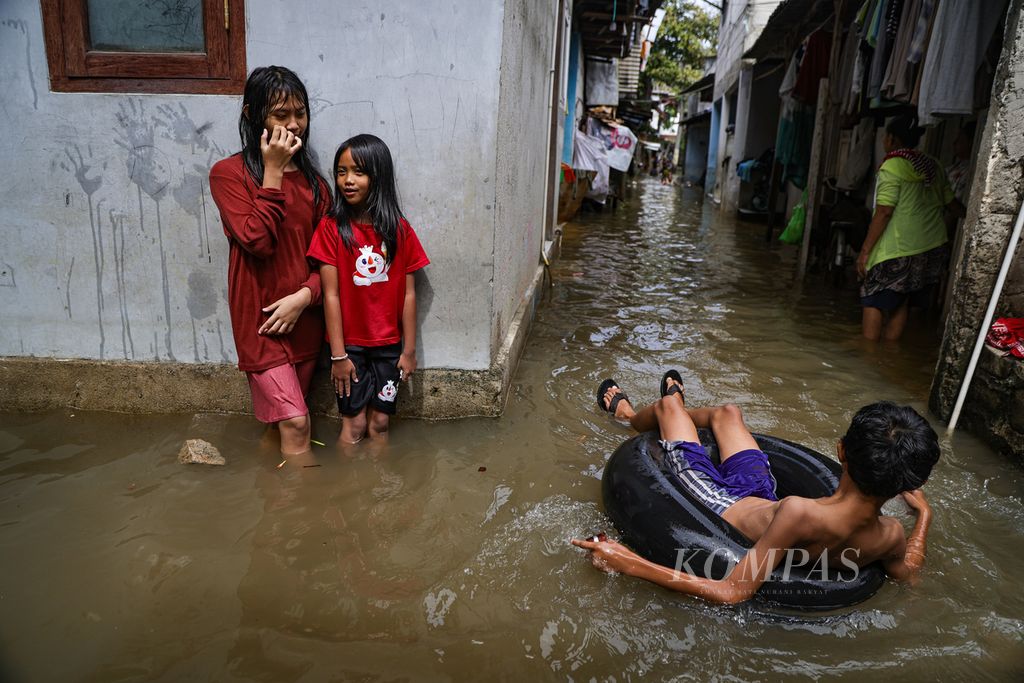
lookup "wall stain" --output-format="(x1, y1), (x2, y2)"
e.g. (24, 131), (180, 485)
(117, 99), (175, 361)
(64, 257), (75, 320)
(109, 209), (135, 359)
(216, 320), (229, 362)
(449, 96), (462, 150)
(61, 145), (107, 358)
(1, 20), (38, 110)
(186, 270), (217, 320)
(172, 169), (213, 260)
(153, 105), (222, 262)
(0, 262), (15, 287)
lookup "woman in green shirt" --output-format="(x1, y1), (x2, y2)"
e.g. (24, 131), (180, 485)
(857, 116), (964, 341)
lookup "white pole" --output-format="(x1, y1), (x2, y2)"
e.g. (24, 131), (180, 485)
(947, 198), (1024, 434)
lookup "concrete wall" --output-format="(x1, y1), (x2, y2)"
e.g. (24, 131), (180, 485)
(712, 0), (780, 100)
(0, 0), (556, 417)
(711, 0), (781, 210)
(492, 0), (557, 357)
(931, 0), (1024, 457)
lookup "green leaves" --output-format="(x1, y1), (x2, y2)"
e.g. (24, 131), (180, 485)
(644, 0), (718, 93)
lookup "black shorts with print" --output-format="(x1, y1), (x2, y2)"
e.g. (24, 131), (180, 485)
(337, 343), (402, 416)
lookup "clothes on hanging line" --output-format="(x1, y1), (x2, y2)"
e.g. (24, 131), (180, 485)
(917, 0), (1009, 124)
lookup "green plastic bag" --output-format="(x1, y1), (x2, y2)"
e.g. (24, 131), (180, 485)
(779, 189), (808, 245)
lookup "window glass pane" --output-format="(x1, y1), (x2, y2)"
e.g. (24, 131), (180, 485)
(87, 0), (205, 52)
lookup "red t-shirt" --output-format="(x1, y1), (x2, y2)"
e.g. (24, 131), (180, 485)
(209, 154), (330, 371)
(307, 217), (429, 346)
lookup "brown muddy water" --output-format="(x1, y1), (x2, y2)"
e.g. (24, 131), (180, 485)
(2, 180), (1023, 682)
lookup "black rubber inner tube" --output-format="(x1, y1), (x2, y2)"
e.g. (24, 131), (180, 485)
(601, 429), (886, 610)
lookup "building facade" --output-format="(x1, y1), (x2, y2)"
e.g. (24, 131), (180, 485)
(0, 0), (565, 418)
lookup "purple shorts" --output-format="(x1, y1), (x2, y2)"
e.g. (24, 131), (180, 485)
(660, 439), (779, 515)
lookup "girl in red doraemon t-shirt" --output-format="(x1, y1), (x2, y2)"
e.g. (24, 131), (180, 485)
(307, 134), (429, 444)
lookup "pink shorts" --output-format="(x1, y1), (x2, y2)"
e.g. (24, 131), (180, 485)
(246, 359), (317, 423)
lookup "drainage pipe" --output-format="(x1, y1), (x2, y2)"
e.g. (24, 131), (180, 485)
(947, 198), (1024, 434)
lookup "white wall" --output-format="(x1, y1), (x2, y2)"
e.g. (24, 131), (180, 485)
(0, 0), (548, 374)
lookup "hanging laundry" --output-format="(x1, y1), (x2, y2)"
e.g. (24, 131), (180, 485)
(793, 30), (832, 105)
(906, 0), (936, 64)
(585, 59), (619, 106)
(836, 117), (876, 191)
(881, 0), (922, 102)
(573, 129), (610, 200)
(863, 0), (885, 47)
(867, 0), (903, 100)
(917, 0), (1009, 124)
(832, 24), (862, 109)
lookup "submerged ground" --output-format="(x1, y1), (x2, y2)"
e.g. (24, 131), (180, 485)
(2, 180), (1023, 681)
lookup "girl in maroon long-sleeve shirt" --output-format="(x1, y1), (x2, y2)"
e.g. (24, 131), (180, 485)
(210, 66), (329, 455)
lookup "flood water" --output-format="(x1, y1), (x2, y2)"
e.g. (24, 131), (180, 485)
(2, 180), (1023, 682)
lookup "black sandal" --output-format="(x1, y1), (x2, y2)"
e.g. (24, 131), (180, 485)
(596, 378), (629, 414)
(660, 369), (685, 398)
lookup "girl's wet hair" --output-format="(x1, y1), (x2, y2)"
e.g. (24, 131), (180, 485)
(238, 65), (325, 207)
(328, 134), (405, 263)
(842, 401), (939, 498)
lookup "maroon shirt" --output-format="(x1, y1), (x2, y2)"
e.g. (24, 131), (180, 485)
(209, 154), (329, 371)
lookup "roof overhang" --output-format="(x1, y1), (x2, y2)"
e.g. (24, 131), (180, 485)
(576, 0), (665, 60)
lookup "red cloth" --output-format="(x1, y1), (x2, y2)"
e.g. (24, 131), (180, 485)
(883, 148), (938, 185)
(209, 154), (330, 371)
(793, 30), (833, 105)
(307, 217), (429, 347)
(986, 318), (1024, 359)
(561, 162), (576, 184)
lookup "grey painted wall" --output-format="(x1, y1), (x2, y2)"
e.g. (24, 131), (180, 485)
(492, 0), (557, 353)
(0, 0), (552, 376)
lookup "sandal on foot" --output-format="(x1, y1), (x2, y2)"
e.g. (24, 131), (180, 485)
(660, 369), (685, 398)
(596, 378), (629, 414)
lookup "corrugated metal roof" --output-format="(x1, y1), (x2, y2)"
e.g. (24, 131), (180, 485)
(681, 71), (715, 94)
(743, 0), (828, 61)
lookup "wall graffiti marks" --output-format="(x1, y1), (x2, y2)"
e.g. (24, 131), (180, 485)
(172, 168), (214, 260)
(154, 199), (176, 361)
(0, 263), (15, 287)
(155, 102), (219, 154)
(109, 209), (135, 359)
(64, 257), (75, 320)
(116, 99), (171, 201)
(115, 99), (178, 360)
(61, 145), (108, 358)
(449, 96), (462, 150)
(1, 19), (38, 110)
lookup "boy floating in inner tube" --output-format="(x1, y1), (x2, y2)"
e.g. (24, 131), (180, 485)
(572, 373), (937, 604)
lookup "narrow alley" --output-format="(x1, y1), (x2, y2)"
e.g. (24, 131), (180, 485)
(2, 178), (1022, 680)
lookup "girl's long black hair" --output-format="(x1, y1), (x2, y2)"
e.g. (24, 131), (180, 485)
(328, 134), (405, 263)
(238, 65), (325, 207)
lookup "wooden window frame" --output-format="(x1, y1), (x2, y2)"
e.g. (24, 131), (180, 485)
(41, 0), (246, 94)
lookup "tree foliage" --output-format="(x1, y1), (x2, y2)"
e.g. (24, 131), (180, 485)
(643, 1), (719, 94)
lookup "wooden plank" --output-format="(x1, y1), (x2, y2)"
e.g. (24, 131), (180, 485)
(797, 77), (830, 282)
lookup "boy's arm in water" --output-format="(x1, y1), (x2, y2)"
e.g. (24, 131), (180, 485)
(572, 497), (814, 605)
(880, 489), (932, 585)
